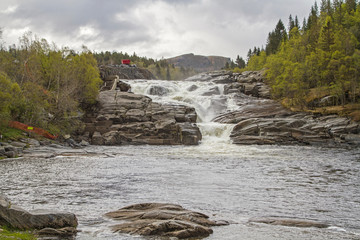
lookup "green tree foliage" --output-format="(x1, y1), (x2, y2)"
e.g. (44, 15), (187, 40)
(235, 55), (246, 68)
(245, 0), (360, 108)
(266, 19), (288, 55)
(0, 33), (102, 133)
(0, 72), (22, 122)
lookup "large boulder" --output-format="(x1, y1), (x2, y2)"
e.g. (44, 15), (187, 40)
(0, 195), (77, 233)
(105, 203), (228, 239)
(83, 91), (202, 145)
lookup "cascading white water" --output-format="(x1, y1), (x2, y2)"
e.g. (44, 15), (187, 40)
(123, 79), (237, 144)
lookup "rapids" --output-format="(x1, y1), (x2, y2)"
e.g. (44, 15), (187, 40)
(0, 79), (360, 239)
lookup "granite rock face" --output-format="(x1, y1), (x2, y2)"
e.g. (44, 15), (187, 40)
(83, 91), (202, 145)
(105, 203), (228, 239)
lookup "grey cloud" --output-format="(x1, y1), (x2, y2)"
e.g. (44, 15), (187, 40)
(1, 0), (315, 59)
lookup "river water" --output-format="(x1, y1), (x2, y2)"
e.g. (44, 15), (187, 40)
(1, 79), (360, 240)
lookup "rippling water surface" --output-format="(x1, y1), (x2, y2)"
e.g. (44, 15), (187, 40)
(1, 144), (360, 240)
(1, 79), (360, 239)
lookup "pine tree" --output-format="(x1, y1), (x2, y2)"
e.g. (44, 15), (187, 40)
(266, 19), (287, 55)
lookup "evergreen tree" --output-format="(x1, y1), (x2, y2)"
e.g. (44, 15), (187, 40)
(235, 55), (246, 68)
(266, 19), (287, 55)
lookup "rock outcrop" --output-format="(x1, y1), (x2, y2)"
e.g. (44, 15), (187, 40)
(105, 203), (228, 239)
(214, 99), (360, 146)
(189, 70), (359, 147)
(0, 195), (77, 236)
(99, 65), (156, 80)
(186, 70), (271, 98)
(166, 53), (231, 73)
(0, 139), (41, 159)
(83, 91), (202, 145)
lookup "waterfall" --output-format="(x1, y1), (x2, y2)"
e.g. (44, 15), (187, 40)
(123, 79), (236, 145)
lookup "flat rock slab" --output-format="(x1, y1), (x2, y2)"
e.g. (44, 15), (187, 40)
(105, 203), (229, 239)
(249, 217), (329, 228)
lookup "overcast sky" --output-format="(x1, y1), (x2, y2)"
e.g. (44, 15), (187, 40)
(0, 0), (315, 60)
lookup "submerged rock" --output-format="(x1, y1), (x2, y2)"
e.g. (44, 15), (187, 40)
(0, 195), (77, 235)
(249, 217), (329, 228)
(105, 203), (228, 239)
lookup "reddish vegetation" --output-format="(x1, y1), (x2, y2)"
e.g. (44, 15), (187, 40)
(9, 121), (57, 140)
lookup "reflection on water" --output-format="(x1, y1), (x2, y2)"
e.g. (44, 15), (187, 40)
(1, 144), (360, 240)
(1, 79), (360, 239)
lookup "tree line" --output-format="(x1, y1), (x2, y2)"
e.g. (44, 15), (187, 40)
(0, 32), (102, 134)
(242, 0), (360, 109)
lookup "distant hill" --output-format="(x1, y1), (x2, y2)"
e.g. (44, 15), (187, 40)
(166, 53), (231, 73)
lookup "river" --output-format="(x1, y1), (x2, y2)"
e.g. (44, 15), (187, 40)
(1, 79), (360, 240)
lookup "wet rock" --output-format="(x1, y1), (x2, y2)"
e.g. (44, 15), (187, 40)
(37, 227), (78, 237)
(0, 195), (78, 231)
(10, 142), (27, 148)
(80, 140), (90, 146)
(179, 123), (202, 145)
(224, 83), (244, 95)
(249, 217), (329, 228)
(85, 91), (202, 145)
(27, 138), (40, 147)
(148, 85), (169, 96)
(105, 203), (228, 239)
(117, 80), (131, 92)
(187, 84), (198, 92)
(0, 147), (5, 156)
(4, 151), (16, 158)
(202, 86), (220, 96)
(214, 98), (359, 147)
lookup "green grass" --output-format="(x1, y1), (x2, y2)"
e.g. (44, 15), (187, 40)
(0, 126), (24, 141)
(0, 226), (36, 240)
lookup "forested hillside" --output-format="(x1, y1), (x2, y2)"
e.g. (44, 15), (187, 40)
(93, 51), (197, 80)
(244, 0), (360, 119)
(0, 32), (102, 134)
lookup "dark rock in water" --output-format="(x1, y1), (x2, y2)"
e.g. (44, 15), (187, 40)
(82, 91), (202, 145)
(187, 84), (198, 92)
(179, 122), (202, 145)
(202, 86), (220, 96)
(105, 203), (229, 239)
(148, 85), (169, 96)
(0, 195), (77, 233)
(117, 80), (131, 92)
(249, 217), (329, 228)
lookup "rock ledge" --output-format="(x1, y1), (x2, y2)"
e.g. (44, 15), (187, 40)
(105, 203), (228, 239)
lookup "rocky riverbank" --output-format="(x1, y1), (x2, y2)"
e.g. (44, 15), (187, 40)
(0, 195), (78, 238)
(189, 70), (360, 147)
